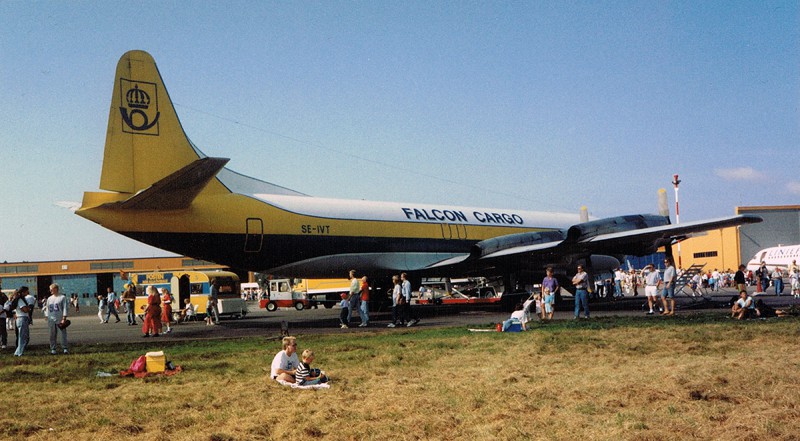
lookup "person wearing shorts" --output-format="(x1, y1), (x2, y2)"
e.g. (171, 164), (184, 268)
(643, 264), (661, 315)
(661, 258), (677, 316)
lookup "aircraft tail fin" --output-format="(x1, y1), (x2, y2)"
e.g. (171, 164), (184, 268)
(99, 50), (227, 196)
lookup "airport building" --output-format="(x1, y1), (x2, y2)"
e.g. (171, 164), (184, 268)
(673, 205), (800, 272)
(0, 256), (235, 305)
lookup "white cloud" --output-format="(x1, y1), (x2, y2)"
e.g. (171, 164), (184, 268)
(714, 167), (766, 181)
(787, 181), (800, 195)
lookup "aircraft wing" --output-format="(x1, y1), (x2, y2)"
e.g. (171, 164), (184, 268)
(573, 215), (762, 253)
(269, 214), (761, 277)
(430, 214), (762, 273)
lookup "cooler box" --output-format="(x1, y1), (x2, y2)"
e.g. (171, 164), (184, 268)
(506, 323), (522, 332)
(145, 351), (166, 373)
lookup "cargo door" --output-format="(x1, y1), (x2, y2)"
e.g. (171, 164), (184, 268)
(244, 218), (263, 253)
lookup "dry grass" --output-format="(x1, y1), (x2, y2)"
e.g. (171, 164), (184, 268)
(2, 314), (799, 440)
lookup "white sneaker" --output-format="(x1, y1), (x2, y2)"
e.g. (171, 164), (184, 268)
(341, 324), (348, 329)
(387, 323), (396, 328)
(406, 321), (414, 327)
(358, 323), (367, 327)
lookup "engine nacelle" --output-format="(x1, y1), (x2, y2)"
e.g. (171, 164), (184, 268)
(565, 214), (669, 243)
(471, 230), (566, 258)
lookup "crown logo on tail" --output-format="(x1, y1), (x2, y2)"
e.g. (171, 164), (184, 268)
(119, 79), (160, 135)
(126, 85), (151, 109)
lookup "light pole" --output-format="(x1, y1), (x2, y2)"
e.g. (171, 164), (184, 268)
(672, 174), (681, 268)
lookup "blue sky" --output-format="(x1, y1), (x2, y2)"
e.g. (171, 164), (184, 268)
(1, 1), (798, 262)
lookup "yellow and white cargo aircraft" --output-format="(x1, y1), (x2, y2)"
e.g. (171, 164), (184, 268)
(77, 51), (761, 281)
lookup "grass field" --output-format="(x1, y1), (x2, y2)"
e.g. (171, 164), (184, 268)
(2, 313), (799, 440)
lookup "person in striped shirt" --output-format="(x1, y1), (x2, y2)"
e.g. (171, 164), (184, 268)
(295, 349), (328, 386)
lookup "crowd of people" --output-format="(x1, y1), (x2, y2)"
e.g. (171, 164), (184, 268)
(1, 284), (70, 356)
(4, 260), (798, 355)
(589, 259), (800, 300)
(335, 270), (420, 329)
(0, 281), (206, 356)
(497, 256), (800, 329)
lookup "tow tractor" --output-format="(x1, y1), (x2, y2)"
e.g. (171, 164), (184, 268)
(258, 279), (317, 311)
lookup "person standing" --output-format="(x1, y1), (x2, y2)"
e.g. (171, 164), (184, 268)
(97, 292), (107, 323)
(122, 283), (137, 326)
(771, 268), (784, 296)
(358, 276), (370, 327)
(207, 278), (220, 325)
(632, 269), (640, 296)
(542, 266), (559, 302)
(571, 265), (590, 319)
(160, 288), (174, 333)
(347, 270), (360, 324)
(388, 275), (403, 328)
(338, 293), (350, 329)
(0, 291), (10, 349)
(142, 285), (162, 337)
(756, 262), (769, 293)
(734, 265), (747, 293)
(613, 268), (624, 298)
(12, 286), (35, 356)
(661, 258), (677, 316)
(711, 269), (721, 292)
(104, 287), (120, 323)
(46, 283), (69, 354)
(401, 273), (419, 326)
(643, 264), (661, 315)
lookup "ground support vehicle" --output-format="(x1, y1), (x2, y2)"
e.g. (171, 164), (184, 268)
(131, 270), (247, 319)
(258, 279), (317, 311)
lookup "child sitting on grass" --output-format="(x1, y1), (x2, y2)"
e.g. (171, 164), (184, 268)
(295, 349), (328, 385)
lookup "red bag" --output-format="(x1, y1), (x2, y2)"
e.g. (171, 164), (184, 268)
(129, 355), (147, 373)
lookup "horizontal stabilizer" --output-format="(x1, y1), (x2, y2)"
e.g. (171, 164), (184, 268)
(114, 157), (229, 210)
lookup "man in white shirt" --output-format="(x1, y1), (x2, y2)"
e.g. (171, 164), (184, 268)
(13, 286), (36, 357)
(270, 336), (299, 383)
(46, 283), (69, 354)
(643, 264), (661, 315)
(614, 269), (624, 298)
(731, 290), (755, 320)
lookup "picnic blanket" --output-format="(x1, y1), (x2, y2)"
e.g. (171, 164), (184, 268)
(119, 366), (183, 378)
(275, 378), (331, 390)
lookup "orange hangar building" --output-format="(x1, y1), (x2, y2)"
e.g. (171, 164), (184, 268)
(0, 256), (239, 306)
(673, 205), (800, 273)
